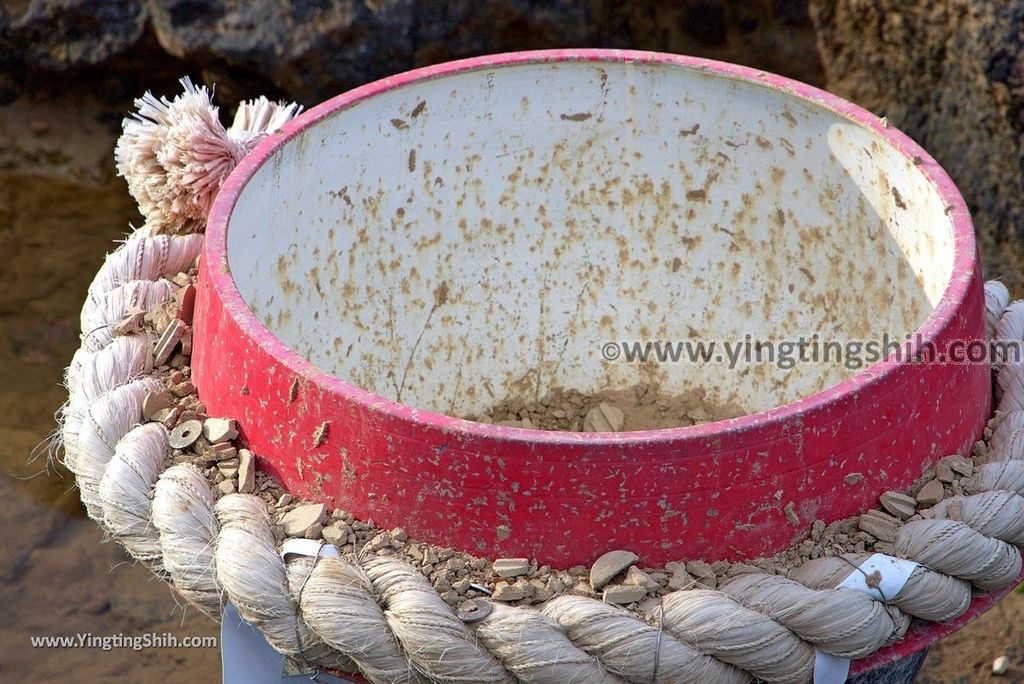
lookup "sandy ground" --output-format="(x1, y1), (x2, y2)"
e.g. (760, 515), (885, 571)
(0, 88), (1019, 684)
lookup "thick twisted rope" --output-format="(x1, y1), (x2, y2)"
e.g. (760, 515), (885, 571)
(57, 228), (1024, 684)
(56, 80), (1024, 682)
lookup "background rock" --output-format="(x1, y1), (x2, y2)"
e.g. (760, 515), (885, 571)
(1, 1), (823, 105)
(809, 0), (1024, 293)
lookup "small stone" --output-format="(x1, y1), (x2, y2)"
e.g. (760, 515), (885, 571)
(811, 519), (826, 542)
(153, 319), (187, 367)
(667, 566), (693, 590)
(638, 597), (662, 614)
(304, 522), (323, 540)
(880, 491), (917, 520)
(217, 479), (237, 495)
(571, 581), (598, 598)
(546, 576), (565, 594)
(217, 457), (240, 478)
(602, 585), (647, 604)
(514, 578), (534, 598)
(993, 655), (1010, 675)
(206, 443), (237, 461)
(180, 327), (193, 356)
(493, 558), (530, 578)
(170, 380), (195, 398)
(237, 449), (256, 493)
(111, 308), (147, 336)
(322, 521), (350, 546)
(936, 460), (957, 483)
(915, 479), (945, 507)
(583, 402), (625, 432)
(858, 510), (900, 542)
(369, 533), (390, 551)
(492, 582), (525, 601)
(203, 417), (238, 444)
(142, 391), (175, 420)
(278, 494), (294, 507)
(685, 560), (717, 588)
(624, 566), (659, 592)
(943, 455), (974, 477)
(392, 528), (408, 543)
(169, 420), (203, 449)
(281, 503), (326, 537)
(590, 550), (639, 589)
(844, 472), (863, 485)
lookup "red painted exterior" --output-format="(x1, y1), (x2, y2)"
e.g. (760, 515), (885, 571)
(194, 50), (995, 671)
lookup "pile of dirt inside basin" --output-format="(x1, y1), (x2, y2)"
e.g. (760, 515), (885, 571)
(469, 383), (747, 431)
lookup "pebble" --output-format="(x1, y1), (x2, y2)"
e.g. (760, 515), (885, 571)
(217, 479), (237, 495)
(142, 391), (175, 421)
(237, 449), (256, 494)
(858, 509), (900, 543)
(944, 455), (974, 477)
(321, 521), (350, 546)
(492, 581), (525, 601)
(583, 402), (625, 432)
(637, 597), (662, 614)
(602, 585), (647, 604)
(530, 579), (553, 602)
(624, 566), (660, 592)
(169, 420), (203, 449)
(203, 417), (238, 444)
(685, 560), (717, 588)
(304, 522), (323, 540)
(153, 319), (187, 367)
(590, 550), (639, 589)
(879, 491), (917, 520)
(217, 457), (240, 479)
(993, 655), (1010, 675)
(666, 565), (693, 591)
(915, 479), (945, 506)
(281, 503), (326, 537)
(493, 558), (530, 578)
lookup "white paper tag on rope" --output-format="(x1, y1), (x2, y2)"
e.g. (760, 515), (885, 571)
(222, 541), (348, 683)
(280, 537), (340, 562)
(812, 553), (920, 683)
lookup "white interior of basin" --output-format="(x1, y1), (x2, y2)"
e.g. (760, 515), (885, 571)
(227, 60), (956, 419)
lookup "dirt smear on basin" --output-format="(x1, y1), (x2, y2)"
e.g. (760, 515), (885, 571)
(470, 383), (747, 431)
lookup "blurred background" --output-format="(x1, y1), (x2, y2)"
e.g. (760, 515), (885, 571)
(2, 1), (1022, 681)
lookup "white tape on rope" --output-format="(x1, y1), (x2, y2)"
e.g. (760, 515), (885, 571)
(280, 537), (340, 562)
(813, 553), (920, 684)
(221, 540), (347, 683)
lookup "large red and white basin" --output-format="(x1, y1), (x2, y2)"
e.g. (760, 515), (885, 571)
(194, 50), (986, 582)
